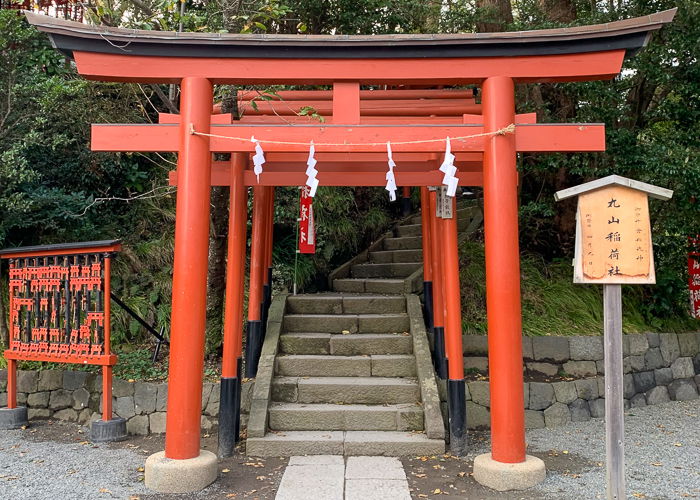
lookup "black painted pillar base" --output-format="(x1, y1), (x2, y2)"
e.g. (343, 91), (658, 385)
(261, 268), (273, 338)
(448, 379), (468, 456)
(217, 358), (242, 458)
(90, 417), (127, 443)
(434, 326), (448, 379)
(423, 281), (434, 331)
(401, 196), (412, 217)
(0, 406), (28, 430)
(245, 320), (263, 378)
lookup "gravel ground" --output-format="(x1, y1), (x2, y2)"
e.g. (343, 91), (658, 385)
(0, 423), (148, 500)
(1, 400), (698, 499)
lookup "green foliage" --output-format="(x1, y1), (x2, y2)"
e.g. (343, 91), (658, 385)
(459, 240), (700, 336)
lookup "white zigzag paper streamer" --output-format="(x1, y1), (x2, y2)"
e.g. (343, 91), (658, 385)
(305, 141), (319, 197)
(251, 136), (266, 183)
(385, 141), (398, 201)
(439, 137), (459, 197)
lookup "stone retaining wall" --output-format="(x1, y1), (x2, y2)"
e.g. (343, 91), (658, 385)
(439, 332), (700, 429)
(0, 370), (252, 436)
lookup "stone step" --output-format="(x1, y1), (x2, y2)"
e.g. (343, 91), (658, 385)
(286, 294), (406, 314)
(332, 278), (405, 294)
(279, 333), (413, 355)
(350, 262), (421, 279)
(369, 249), (423, 263)
(271, 376), (420, 404)
(246, 430), (445, 457)
(275, 354), (416, 377)
(395, 224), (422, 237)
(268, 402), (424, 431)
(383, 236), (422, 250)
(283, 313), (409, 334)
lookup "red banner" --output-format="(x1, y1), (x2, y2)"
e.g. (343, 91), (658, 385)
(299, 187), (316, 254)
(689, 236), (700, 318)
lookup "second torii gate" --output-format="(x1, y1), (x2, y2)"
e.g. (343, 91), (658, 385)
(25, 9), (675, 493)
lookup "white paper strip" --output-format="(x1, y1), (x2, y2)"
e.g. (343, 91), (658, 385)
(439, 137), (459, 197)
(251, 136), (266, 183)
(305, 141), (319, 197)
(385, 141), (397, 201)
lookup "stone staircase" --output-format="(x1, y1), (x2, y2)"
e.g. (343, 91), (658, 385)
(246, 201), (480, 457)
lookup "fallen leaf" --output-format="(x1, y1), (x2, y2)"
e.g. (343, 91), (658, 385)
(651, 462), (662, 467)
(418, 495), (428, 498)
(673, 443), (683, 447)
(433, 488), (443, 494)
(99, 488), (112, 494)
(137, 467), (144, 472)
(221, 468), (231, 473)
(632, 493), (646, 498)
(415, 473), (426, 478)
(226, 494), (237, 498)
(256, 475), (266, 480)
(562, 450), (569, 454)
(457, 471), (466, 477)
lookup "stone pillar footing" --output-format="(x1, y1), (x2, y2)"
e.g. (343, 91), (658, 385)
(473, 453), (546, 491)
(0, 406), (28, 429)
(145, 450), (218, 493)
(90, 417), (128, 443)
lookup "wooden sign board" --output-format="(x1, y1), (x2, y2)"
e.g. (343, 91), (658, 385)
(435, 186), (453, 219)
(573, 185), (655, 284)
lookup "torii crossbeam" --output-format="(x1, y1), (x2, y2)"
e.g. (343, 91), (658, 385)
(24, 9), (675, 494)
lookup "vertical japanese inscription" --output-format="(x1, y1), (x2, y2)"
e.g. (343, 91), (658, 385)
(578, 186), (652, 282)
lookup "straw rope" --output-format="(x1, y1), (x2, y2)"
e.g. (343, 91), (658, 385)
(189, 123), (515, 146)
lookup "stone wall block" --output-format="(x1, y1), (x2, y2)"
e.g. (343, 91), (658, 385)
(27, 391), (49, 408)
(17, 370), (38, 393)
(659, 333), (680, 365)
(596, 360), (605, 375)
(670, 357), (695, 380)
(201, 415), (214, 431)
(526, 362), (559, 377)
(632, 371), (655, 394)
(63, 371), (90, 391)
(77, 408), (92, 425)
(201, 382), (214, 408)
(0, 370), (7, 391)
(112, 378), (134, 397)
(597, 377), (605, 398)
(589, 398), (605, 418)
(0, 392), (7, 406)
(562, 360), (597, 377)
(205, 386), (220, 416)
(654, 368), (673, 386)
(155, 383), (168, 412)
(544, 402), (570, 427)
(628, 334), (649, 356)
(92, 375), (103, 393)
(568, 399), (591, 422)
(569, 337), (603, 361)
(677, 334), (699, 357)
(18, 393), (27, 405)
(37, 370), (63, 391)
(522, 337), (534, 360)
(468, 381), (490, 407)
(49, 389), (73, 410)
(241, 380), (254, 413)
(627, 356), (645, 373)
(529, 382), (555, 410)
(463, 335), (488, 356)
(134, 382), (158, 414)
(646, 332), (660, 348)
(693, 354), (700, 375)
(72, 387), (90, 410)
(464, 357), (488, 373)
(150, 412), (167, 434)
(524, 410), (545, 429)
(28, 408), (52, 420)
(645, 386), (670, 405)
(552, 381), (577, 404)
(629, 393), (646, 408)
(644, 348), (665, 371)
(115, 396), (136, 419)
(53, 408), (78, 422)
(532, 337), (570, 362)
(127, 415), (150, 435)
(668, 379), (698, 401)
(466, 401), (490, 429)
(574, 378), (598, 401)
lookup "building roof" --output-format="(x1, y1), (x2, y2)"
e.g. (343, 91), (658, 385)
(554, 175), (673, 201)
(25, 10), (676, 60)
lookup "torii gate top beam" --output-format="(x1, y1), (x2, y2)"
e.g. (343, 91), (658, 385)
(25, 10), (675, 85)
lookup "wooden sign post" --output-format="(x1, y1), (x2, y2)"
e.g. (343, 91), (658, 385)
(555, 175), (672, 500)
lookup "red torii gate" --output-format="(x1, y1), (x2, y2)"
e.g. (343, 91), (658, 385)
(25, 9), (674, 493)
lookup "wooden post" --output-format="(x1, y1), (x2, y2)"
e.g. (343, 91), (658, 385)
(604, 284), (624, 500)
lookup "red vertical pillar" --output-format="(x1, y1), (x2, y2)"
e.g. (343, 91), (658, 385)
(102, 255), (113, 421)
(401, 186), (412, 216)
(261, 187), (275, 335)
(482, 76), (526, 464)
(429, 189), (447, 379)
(164, 77), (213, 461)
(420, 187), (434, 332)
(218, 152), (248, 457)
(245, 185), (267, 378)
(6, 359), (17, 409)
(439, 195), (467, 455)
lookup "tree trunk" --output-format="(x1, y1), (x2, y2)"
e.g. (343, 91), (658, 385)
(538, 0), (576, 23)
(0, 275), (8, 349)
(206, 186), (230, 354)
(476, 0), (513, 32)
